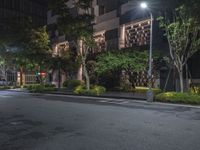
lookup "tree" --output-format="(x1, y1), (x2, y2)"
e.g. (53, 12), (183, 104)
(11, 26), (51, 85)
(48, 47), (81, 79)
(0, 15), (51, 85)
(49, 0), (93, 90)
(183, 0), (200, 19)
(0, 42), (17, 82)
(96, 50), (148, 89)
(158, 6), (200, 92)
(0, 50), (9, 81)
(79, 32), (95, 90)
(19, 26), (51, 69)
(0, 18), (27, 81)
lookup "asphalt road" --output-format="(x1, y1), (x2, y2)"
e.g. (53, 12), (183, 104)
(0, 91), (200, 150)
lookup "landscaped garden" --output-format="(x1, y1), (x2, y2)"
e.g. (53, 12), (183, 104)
(1, 0), (200, 106)
(26, 84), (56, 93)
(155, 92), (200, 105)
(154, 85), (200, 105)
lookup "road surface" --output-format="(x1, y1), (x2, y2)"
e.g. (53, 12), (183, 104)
(0, 91), (200, 150)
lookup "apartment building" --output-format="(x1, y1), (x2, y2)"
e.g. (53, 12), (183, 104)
(93, 0), (152, 51)
(47, 0), (161, 87)
(0, 0), (47, 26)
(48, 0), (200, 90)
(47, 0), (155, 86)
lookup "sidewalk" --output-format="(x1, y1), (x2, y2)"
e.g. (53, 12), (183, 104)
(51, 89), (147, 100)
(2, 88), (146, 100)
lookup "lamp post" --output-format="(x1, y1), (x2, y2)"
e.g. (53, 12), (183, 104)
(140, 2), (154, 102)
(58, 61), (61, 89)
(55, 44), (61, 89)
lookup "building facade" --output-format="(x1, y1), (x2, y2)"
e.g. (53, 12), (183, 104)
(93, 0), (152, 51)
(0, 0), (47, 26)
(48, 0), (200, 90)
(47, 0), (160, 87)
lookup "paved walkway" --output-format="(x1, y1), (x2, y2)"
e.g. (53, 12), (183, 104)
(2, 88), (147, 100)
(52, 89), (147, 100)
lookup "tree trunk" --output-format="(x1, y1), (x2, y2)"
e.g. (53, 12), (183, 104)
(83, 61), (90, 90)
(3, 64), (7, 86)
(0, 64), (7, 81)
(164, 67), (172, 92)
(185, 64), (189, 91)
(178, 67), (184, 93)
(20, 67), (23, 86)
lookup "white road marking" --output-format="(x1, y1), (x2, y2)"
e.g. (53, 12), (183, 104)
(36, 93), (127, 101)
(118, 101), (130, 104)
(0, 95), (12, 98)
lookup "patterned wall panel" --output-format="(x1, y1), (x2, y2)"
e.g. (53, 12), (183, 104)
(125, 19), (151, 47)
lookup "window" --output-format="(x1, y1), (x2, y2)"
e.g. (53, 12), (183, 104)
(99, 5), (105, 15)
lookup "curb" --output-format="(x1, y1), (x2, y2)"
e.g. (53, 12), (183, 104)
(47, 92), (147, 101)
(2, 90), (200, 109)
(40, 93), (200, 109)
(2, 89), (28, 93)
(0, 89), (146, 100)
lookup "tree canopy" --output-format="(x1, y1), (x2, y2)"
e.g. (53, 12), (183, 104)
(96, 50), (148, 75)
(158, 5), (200, 92)
(19, 26), (51, 67)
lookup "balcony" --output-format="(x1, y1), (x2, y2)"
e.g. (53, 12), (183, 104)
(95, 10), (117, 24)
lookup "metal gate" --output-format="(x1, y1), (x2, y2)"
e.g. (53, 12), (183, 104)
(25, 73), (37, 85)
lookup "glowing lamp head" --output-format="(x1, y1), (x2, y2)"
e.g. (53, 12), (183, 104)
(140, 2), (148, 9)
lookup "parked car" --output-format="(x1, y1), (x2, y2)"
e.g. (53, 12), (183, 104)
(0, 79), (11, 86)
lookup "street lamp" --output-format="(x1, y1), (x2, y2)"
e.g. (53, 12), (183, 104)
(140, 2), (154, 102)
(140, 2), (148, 9)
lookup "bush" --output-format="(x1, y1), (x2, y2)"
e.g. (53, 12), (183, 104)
(0, 86), (11, 90)
(27, 84), (42, 92)
(27, 84), (56, 93)
(13, 85), (21, 89)
(133, 87), (162, 94)
(63, 80), (69, 88)
(67, 80), (83, 90)
(22, 85), (29, 89)
(155, 92), (200, 105)
(74, 85), (106, 96)
(0, 86), (23, 90)
(190, 85), (200, 95)
(44, 84), (56, 88)
(92, 85), (106, 95)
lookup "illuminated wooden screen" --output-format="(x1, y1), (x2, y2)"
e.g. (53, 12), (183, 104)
(54, 42), (69, 57)
(125, 19), (151, 47)
(93, 31), (106, 53)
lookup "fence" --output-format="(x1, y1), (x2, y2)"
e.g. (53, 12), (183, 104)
(1, 71), (46, 86)
(24, 73), (37, 84)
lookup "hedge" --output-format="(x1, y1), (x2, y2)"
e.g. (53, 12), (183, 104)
(0, 86), (12, 90)
(133, 87), (162, 94)
(27, 84), (56, 93)
(63, 80), (83, 90)
(190, 85), (200, 95)
(74, 85), (106, 96)
(155, 92), (200, 105)
(0, 86), (21, 90)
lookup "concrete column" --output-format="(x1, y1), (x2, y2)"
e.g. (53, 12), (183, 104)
(22, 72), (26, 85)
(77, 40), (83, 81)
(17, 72), (21, 86)
(77, 65), (83, 81)
(119, 25), (126, 49)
